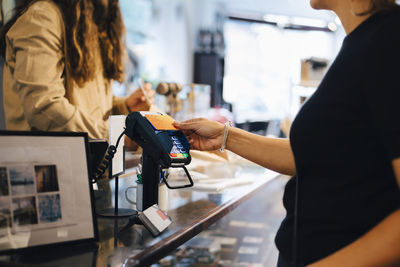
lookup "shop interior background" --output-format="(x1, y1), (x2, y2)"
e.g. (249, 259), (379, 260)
(2, 0), (393, 132)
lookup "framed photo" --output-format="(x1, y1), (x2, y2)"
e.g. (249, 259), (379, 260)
(0, 131), (98, 254)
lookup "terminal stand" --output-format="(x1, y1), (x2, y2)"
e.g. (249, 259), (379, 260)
(97, 153), (137, 218)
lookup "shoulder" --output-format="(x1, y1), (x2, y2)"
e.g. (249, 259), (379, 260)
(23, 0), (63, 26)
(369, 7), (400, 44)
(363, 6), (400, 68)
(361, 7), (400, 94)
(8, 0), (64, 39)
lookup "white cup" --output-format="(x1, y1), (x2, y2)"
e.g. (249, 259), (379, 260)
(158, 182), (168, 212)
(125, 182), (143, 211)
(125, 182), (168, 212)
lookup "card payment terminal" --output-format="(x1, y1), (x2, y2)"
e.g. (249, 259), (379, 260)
(125, 112), (193, 210)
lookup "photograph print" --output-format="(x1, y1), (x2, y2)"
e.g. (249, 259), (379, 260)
(9, 165), (35, 196)
(12, 197), (38, 226)
(34, 165), (59, 193)
(0, 167), (9, 196)
(38, 194), (62, 223)
(0, 200), (11, 236)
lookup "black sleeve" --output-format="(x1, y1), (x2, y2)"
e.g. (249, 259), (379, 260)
(364, 21), (400, 160)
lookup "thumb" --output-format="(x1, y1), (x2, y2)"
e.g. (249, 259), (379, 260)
(172, 121), (183, 129)
(173, 121), (193, 130)
(174, 118), (204, 130)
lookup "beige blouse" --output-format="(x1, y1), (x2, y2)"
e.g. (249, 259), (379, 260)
(3, 0), (129, 139)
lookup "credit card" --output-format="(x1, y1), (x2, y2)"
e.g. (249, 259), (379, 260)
(145, 114), (177, 130)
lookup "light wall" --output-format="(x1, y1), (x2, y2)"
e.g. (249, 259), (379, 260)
(129, 0), (342, 85)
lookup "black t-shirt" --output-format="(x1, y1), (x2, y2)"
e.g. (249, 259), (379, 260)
(275, 7), (400, 265)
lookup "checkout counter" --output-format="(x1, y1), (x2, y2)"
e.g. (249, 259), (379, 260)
(0, 113), (280, 266)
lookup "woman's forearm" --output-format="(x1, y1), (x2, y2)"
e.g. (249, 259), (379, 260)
(226, 127), (296, 175)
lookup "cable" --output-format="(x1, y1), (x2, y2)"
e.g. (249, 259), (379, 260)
(115, 128), (125, 149)
(91, 129), (126, 183)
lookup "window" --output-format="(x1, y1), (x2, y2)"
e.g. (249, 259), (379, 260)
(223, 18), (339, 123)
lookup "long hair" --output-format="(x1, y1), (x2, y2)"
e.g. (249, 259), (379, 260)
(0, 0), (125, 87)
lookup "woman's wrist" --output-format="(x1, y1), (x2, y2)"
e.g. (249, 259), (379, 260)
(220, 120), (232, 152)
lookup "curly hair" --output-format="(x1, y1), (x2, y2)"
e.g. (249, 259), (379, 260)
(0, 0), (125, 86)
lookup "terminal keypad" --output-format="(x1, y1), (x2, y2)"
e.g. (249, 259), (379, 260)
(169, 132), (188, 158)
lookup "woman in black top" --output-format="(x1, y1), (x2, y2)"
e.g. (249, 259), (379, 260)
(174, 0), (400, 266)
